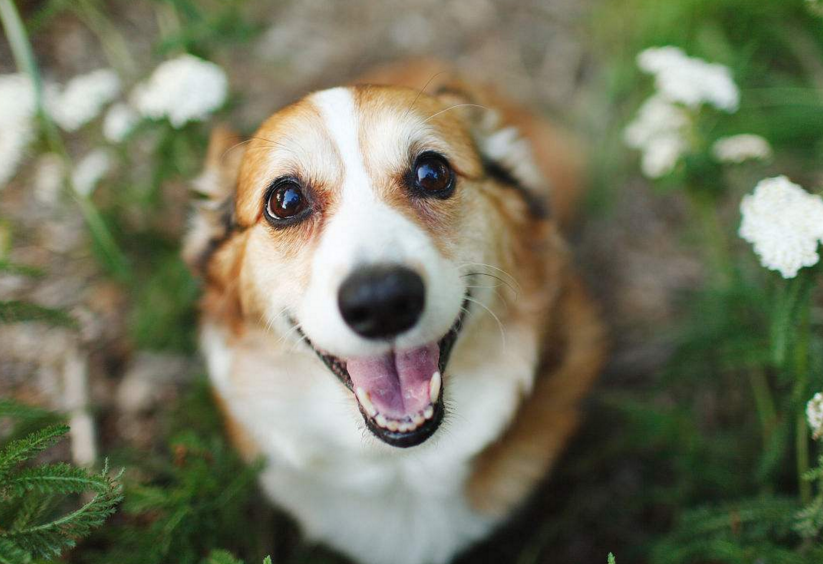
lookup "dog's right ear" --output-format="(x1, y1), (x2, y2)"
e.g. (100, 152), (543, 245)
(183, 125), (245, 275)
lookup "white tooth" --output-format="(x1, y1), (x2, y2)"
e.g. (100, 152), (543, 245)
(387, 420), (399, 432)
(429, 371), (441, 404)
(376, 414), (388, 428)
(356, 387), (377, 417)
(399, 422), (411, 433)
(424, 406), (434, 420)
(412, 414), (424, 426)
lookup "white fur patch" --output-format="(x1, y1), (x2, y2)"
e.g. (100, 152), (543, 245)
(297, 88), (464, 358)
(202, 86), (541, 564)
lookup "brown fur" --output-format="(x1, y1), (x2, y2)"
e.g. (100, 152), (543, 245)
(188, 60), (606, 529)
(466, 275), (606, 516)
(212, 390), (260, 462)
(355, 59), (585, 229)
(354, 60), (606, 517)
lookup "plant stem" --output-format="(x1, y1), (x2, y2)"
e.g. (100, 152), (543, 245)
(793, 278), (813, 505)
(749, 368), (778, 445)
(797, 411), (811, 504)
(73, 0), (136, 77)
(695, 195), (734, 286)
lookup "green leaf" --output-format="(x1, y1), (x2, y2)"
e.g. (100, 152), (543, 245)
(4, 468), (123, 559)
(0, 301), (76, 328)
(0, 260), (44, 278)
(2, 463), (116, 498)
(204, 550), (244, 564)
(608, 553), (616, 564)
(0, 425), (70, 479)
(0, 400), (52, 421)
(0, 538), (32, 564)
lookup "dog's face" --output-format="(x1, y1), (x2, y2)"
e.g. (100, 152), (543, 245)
(192, 85), (551, 448)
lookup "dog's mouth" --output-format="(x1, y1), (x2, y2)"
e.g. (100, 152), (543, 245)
(295, 298), (468, 448)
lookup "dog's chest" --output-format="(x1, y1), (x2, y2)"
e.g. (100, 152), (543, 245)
(202, 320), (537, 564)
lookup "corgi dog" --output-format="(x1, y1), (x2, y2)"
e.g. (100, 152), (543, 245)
(184, 60), (606, 564)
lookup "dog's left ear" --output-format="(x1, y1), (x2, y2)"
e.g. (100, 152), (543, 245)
(433, 83), (550, 214)
(434, 82), (583, 227)
(183, 125), (245, 275)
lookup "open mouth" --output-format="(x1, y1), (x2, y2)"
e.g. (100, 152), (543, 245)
(296, 298), (469, 448)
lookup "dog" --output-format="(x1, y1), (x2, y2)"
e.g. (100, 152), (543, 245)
(184, 60), (606, 564)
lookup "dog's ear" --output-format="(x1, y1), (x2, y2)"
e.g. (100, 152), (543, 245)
(434, 81), (582, 227)
(433, 83), (551, 220)
(182, 125), (245, 275)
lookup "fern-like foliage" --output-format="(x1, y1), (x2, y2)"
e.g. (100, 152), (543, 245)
(650, 496), (820, 564)
(76, 382), (266, 564)
(0, 403), (122, 563)
(204, 552), (272, 564)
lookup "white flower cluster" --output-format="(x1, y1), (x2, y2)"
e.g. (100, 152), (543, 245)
(0, 53), (229, 190)
(49, 68), (121, 132)
(72, 149), (114, 196)
(739, 176), (823, 278)
(638, 46), (740, 111)
(103, 103), (139, 143)
(712, 134), (772, 164)
(625, 46), (751, 179)
(0, 74), (38, 187)
(807, 392), (823, 440)
(131, 54), (228, 128)
(623, 95), (690, 179)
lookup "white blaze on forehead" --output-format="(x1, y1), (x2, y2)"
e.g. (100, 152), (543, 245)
(310, 87), (374, 208)
(296, 87), (465, 358)
(308, 86), (411, 264)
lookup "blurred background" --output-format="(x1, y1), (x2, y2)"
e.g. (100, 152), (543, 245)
(2, 0), (823, 563)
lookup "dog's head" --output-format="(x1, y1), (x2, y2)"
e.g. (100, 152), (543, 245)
(187, 84), (562, 448)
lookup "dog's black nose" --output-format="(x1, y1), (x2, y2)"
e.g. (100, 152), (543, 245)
(338, 265), (426, 340)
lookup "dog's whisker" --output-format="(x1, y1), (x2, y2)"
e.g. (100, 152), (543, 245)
(403, 70), (450, 120)
(461, 272), (519, 297)
(220, 137), (257, 163)
(457, 262), (521, 290)
(464, 296), (506, 347)
(422, 103), (489, 124)
(276, 322), (305, 348)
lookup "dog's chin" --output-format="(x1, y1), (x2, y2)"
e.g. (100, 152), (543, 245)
(295, 300), (468, 448)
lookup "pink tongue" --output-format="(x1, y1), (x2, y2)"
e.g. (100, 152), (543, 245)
(346, 344), (440, 419)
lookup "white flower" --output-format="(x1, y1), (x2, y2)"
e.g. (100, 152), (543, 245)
(638, 46), (740, 112)
(131, 54), (228, 128)
(712, 134), (772, 164)
(0, 74), (38, 187)
(624, 95), (690, 178)
(640, 134), (689, 179)
(71, 149), (113, 197)
(103, 103), (139, 142)
(49, 69), (121, 132)
(808, 393), (823, 440)
(34, 153), (66, 204)
(739, 176), (823, 278)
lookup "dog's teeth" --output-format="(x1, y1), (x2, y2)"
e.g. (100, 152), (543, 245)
(375, 414), (388, 428)
(412, 413), (424, 426)
(429, 371), (441, 404)
(386, 420), (399, 432)
(398, 422), (411, 433)
(423, 405), (434, 420)
(355, 387), (377, 417)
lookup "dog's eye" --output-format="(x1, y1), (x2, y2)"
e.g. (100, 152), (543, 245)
(265, 180), (309, 222)
(412, 152), (454, 197)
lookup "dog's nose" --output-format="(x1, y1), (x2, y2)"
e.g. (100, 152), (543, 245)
(338, 265), (426, 339)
